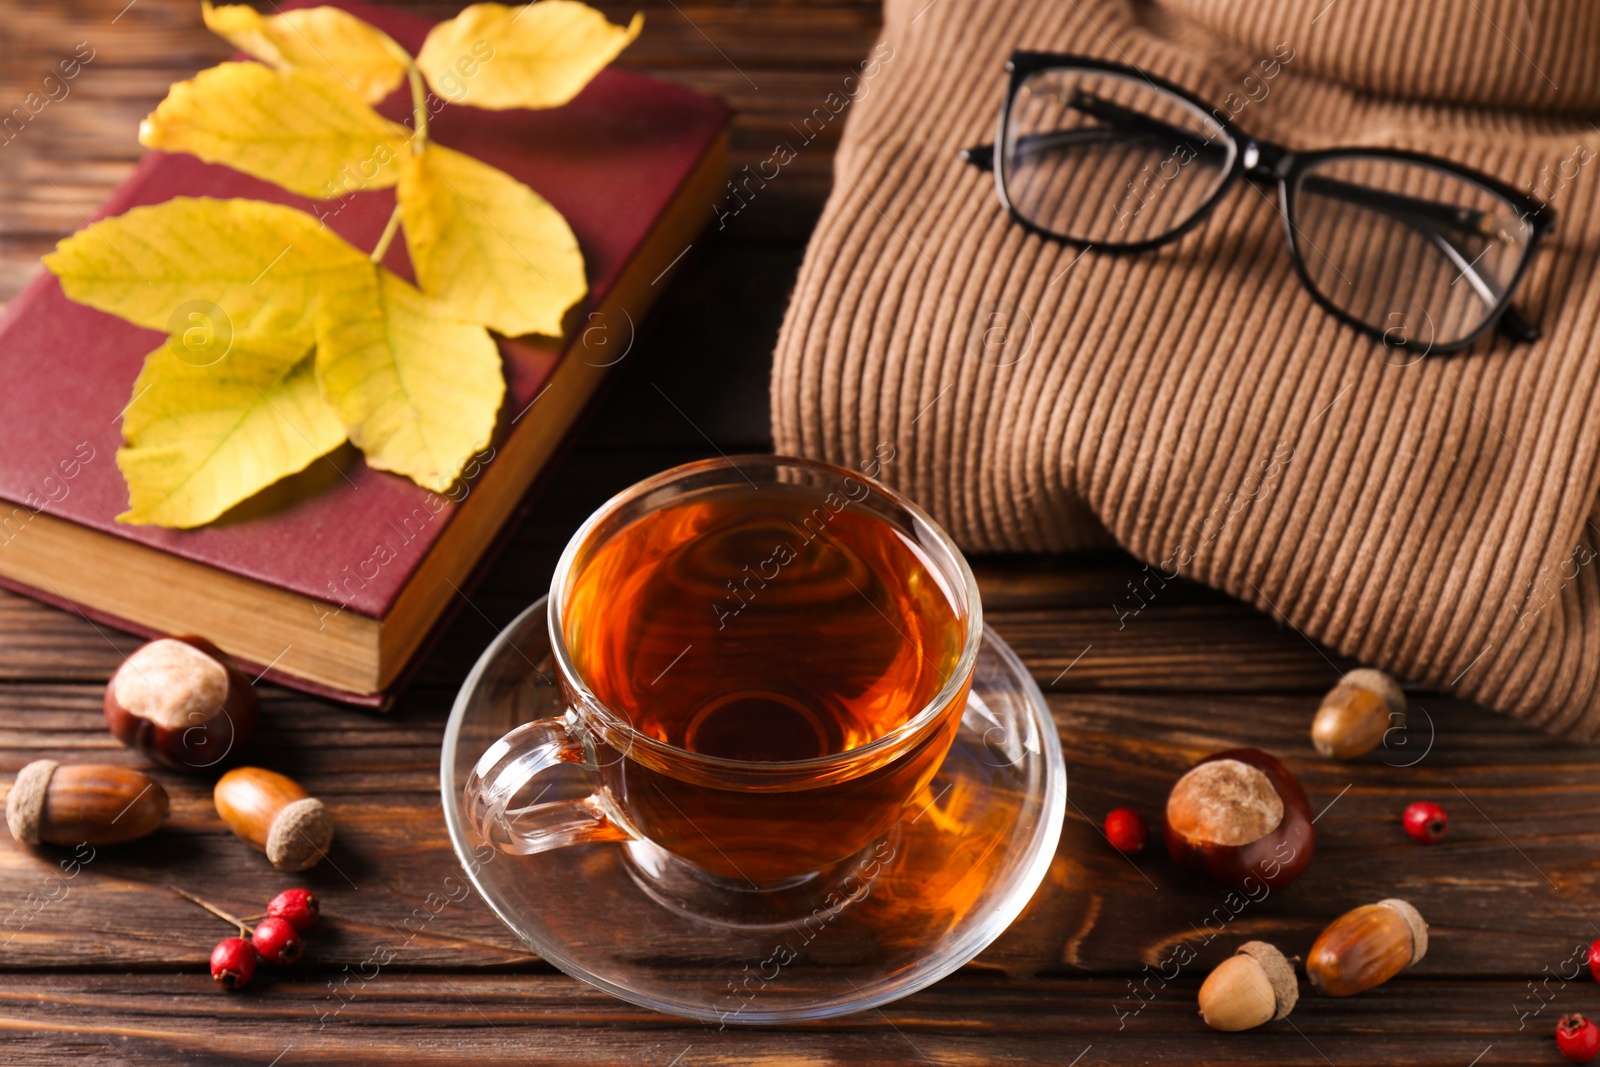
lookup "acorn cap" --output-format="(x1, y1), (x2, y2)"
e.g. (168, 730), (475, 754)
(1378, 898), (1428, 964)
(1237, 941), (1299, 1020)
(5, 759), (57, 846)
(266, 797), (333, 872)
(1339, 668), (1405, 715)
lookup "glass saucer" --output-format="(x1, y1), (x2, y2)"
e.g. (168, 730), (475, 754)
(440, 596), (1066, 1024)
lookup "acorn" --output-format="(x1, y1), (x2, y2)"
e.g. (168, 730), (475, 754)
(213, 767), (332, 871)
(104, 636), (257, 771)
(1310, 668), (1404, 760)
(1198, 941), (1299, 1031)
(1164, 748), (1314, 892)
(5, 759), (168, 846)
(1306, 898), (1428, 996)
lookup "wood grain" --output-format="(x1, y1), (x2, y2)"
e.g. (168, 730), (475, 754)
(1, 2), (1593, 1064)
(0, 973), (1568, 1066)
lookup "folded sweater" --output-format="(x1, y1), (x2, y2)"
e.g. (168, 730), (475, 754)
(771, 0), (1600, 735)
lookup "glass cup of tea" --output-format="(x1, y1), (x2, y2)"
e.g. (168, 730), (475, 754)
(463, 454), (981, 913)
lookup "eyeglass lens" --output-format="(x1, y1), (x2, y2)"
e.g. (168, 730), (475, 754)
(1290, 156), (1534, 348)
(1002, 67), (1234, 246)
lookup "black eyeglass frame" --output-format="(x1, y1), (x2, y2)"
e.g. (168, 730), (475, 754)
(962, 51), (1557, 355)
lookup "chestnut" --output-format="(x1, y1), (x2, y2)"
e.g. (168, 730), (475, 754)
(104, 636), (257, 772)
(1164, 747), (1314, 892)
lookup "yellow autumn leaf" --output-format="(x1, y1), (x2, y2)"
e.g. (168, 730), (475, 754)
(202, 1), (412, 104)
(44, 196), (368, 342)
(416, 1), (641, 111)
(139, 62), (410, 199)
(398, 144), (585, 337)
(117, 337), (347, 528)
(315, 263), (504, 491)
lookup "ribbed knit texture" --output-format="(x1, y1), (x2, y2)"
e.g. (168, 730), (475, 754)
(772, 0), (1600, 735)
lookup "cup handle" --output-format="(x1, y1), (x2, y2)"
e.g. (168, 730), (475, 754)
(464, 717), (633, 855)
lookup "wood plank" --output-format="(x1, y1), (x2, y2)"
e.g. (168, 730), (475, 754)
(0, 973), (1559, 1066)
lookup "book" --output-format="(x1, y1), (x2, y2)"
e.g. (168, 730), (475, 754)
(0, 0), (729, 706)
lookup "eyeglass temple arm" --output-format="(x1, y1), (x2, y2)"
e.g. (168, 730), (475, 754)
(1428, 234), (1538, 341)
(1298, 176), (1514, 243)
(964, 91), (1229, 172)
(1068, 92), (1512, 239)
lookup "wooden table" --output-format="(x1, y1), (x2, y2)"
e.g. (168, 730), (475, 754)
(2, 3), (1594, 1064)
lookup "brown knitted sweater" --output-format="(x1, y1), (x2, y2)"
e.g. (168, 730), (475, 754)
(771, 0), (1600, 735)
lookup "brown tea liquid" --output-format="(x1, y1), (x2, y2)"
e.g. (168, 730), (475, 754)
(563, 482), (962, 761)
(560, 479), (969, 883)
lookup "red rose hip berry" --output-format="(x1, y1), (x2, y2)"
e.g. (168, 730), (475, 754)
(1588, 938), (1600, 983)
(210, 937), (256, 990)
(1402, 801), (1448, 844)
(1558, 1014), (1600, 1063)
(251, 916), (303, 965)
(1104, 808), (1148, 855)
(267, 888), (319, 933)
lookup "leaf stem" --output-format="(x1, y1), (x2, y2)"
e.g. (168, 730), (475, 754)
(382, 61), (427, 266)
(407, 63), (429, 154)
(370, 204), (403, 264)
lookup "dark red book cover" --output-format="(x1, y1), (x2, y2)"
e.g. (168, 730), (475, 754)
(0, 0), (728, 622)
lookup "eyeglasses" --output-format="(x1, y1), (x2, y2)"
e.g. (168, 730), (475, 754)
(962, 53), (1555, 355)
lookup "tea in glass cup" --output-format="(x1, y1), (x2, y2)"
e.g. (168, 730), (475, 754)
(465, 455), (980, 905)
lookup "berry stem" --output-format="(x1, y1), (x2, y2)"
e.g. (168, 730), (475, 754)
(172, 887), (251, 938)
